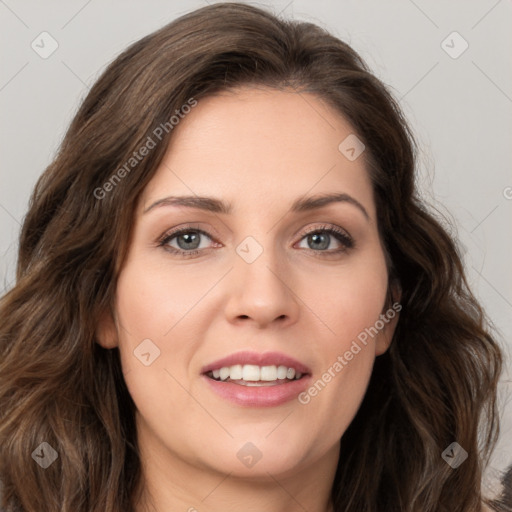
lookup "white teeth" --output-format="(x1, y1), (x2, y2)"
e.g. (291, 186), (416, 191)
(276, 365), (288, 379)
(242, 364), (260, 381)
(209, 364), (304, 382)
(260, 365), (277, 381)
(230, 364), (243, 380)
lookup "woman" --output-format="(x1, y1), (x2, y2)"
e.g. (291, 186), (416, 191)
(0, 3), (506, 511)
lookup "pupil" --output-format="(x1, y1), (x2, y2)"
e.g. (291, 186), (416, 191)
(310, 233), (328, 250)
(178, 232), (200, 250)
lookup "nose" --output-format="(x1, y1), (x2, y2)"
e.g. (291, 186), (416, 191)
(223, 240), (300, 329)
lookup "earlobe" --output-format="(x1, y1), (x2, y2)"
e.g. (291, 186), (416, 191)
(375, 311), (399, 356)
(95, 308), (119, 349)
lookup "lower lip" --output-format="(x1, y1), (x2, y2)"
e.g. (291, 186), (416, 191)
(202, 374), (311, 407)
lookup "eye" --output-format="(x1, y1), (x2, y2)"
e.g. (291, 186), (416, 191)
(158, 223), (354, 258)
(158, 226), (218, 257)
(296, 225), (354, 255)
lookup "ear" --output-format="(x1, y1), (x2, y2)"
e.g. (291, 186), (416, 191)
(375, 282), (402, 356)
(95, 307), (119, 349)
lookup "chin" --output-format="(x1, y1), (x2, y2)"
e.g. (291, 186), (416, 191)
(194, 430), (316, 478)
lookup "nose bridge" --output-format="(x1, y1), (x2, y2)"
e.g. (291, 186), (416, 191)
(234, 233), (285, 295)
(225, 232), (298, 325)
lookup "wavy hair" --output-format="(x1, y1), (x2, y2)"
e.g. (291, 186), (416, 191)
(0, 2), (504, 511)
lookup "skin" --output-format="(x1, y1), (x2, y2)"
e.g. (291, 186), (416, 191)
(97, 86), (400, 512)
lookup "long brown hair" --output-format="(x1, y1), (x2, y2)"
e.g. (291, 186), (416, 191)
(0, 3), (503, 511)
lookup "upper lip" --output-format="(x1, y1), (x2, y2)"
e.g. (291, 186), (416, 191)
(201, 350), (311, 375)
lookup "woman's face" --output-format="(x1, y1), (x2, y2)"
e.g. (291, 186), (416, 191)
(98, 86), (398, 482)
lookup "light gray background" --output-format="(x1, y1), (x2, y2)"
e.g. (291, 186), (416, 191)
(1, 0), (511, 499)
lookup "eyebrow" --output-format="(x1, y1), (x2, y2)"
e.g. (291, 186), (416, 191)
(143, 192), (369, 220)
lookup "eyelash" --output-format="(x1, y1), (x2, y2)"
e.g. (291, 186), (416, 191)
(157, 224), (354, 258)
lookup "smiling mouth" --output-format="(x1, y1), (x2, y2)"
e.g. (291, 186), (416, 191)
(205, 364), (306, 386)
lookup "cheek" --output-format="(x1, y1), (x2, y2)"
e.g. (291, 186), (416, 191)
(295, 250), (388, 433)
(304, 252), (389, 345)
(112, 260), (192, 384)
(114, 256), (217, 342)
(112, 256), (222, 414)
(113, 263), (201, 441)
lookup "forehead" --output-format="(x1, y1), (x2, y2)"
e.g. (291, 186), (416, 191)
(141, 86), (375, 218)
